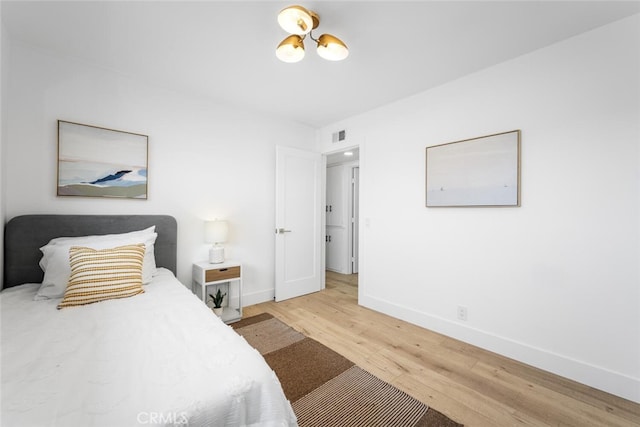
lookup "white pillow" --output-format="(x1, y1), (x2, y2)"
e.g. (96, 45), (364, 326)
(39, 226), (156, 271)
(35, 227), (157, 300)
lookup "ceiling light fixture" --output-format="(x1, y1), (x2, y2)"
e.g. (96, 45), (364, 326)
(276, 5), (349, 63)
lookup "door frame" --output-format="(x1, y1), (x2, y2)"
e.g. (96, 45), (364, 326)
(350, 165), (360, 274)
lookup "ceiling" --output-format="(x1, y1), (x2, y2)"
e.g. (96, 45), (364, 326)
(2, 1), (639, 128)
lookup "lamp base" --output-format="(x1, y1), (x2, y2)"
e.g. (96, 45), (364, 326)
(209, 246), (225, 264)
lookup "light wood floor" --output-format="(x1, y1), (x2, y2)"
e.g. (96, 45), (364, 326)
(244, 271), (640, 426)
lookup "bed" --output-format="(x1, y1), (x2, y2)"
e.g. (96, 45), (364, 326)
(1, 214), (297, 426)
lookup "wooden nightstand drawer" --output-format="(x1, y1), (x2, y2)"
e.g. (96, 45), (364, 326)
(205, 266), (241, 282)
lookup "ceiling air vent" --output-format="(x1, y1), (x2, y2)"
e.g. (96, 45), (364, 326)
(331, 129), (346, 143)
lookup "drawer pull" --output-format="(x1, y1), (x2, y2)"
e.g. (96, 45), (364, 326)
(219, 268), (228, 272)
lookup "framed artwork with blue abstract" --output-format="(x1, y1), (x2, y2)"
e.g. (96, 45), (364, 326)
(57, 120), (148, 199)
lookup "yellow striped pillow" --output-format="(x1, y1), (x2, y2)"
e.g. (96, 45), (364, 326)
(57, 244), (145, 309)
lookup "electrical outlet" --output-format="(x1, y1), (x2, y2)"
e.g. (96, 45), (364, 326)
(457, 306), (468, 321)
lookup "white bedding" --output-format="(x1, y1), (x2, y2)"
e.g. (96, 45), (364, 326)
(1, 268), (297, 426)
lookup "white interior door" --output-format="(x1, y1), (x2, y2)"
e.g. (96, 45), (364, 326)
(275, 146), (323, 301)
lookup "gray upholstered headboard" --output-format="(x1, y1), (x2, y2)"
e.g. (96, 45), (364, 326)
(3, 215), (177, 289)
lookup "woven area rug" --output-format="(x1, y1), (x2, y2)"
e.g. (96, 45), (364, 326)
(233, 313), (463, 427)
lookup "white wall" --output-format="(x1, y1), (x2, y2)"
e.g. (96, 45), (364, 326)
(0, 8), (7, 284)
(3, 40), (317, 304)
(320, 15), (640, 402)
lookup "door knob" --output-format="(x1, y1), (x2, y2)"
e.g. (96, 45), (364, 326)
(276, 228), (292, 234)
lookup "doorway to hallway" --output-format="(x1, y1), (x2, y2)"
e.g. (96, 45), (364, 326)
(325, 270), (358, 290)
(325, 148), (359, 275)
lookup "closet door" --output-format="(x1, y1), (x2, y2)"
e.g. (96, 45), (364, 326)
(326, 165), (345, 227)
(326, 229), (346, 272)
(326, 164), (350, 273)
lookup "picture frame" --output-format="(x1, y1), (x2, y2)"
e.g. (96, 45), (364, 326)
(426, 130), (521, 207)
(57, 120), (148, 199)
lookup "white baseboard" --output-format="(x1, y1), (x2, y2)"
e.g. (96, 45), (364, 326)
(242, 287), (275, 307)
(360, 294), (640, 404)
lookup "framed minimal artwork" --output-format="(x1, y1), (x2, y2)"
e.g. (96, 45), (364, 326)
(426, 130), (521, 207)
(57, 120), (148, 199)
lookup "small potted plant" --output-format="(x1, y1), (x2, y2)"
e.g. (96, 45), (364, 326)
(209, 288), (226, 317)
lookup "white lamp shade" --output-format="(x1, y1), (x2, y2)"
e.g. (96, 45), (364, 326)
(276, 35), (305, 63)
(205, 220), (228, 244)
(277, 5), (313, 35)
(316, 34), (349, 61)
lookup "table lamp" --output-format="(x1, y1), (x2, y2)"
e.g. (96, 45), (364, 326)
(205, 220), (228, 264)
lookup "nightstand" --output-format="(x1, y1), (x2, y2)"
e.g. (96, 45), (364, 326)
(192, 260), (242, 323)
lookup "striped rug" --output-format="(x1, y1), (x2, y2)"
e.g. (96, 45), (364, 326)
(233, 313), (462, 427)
